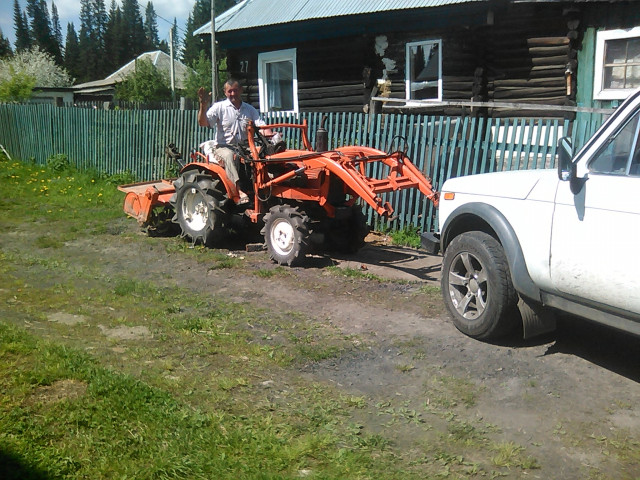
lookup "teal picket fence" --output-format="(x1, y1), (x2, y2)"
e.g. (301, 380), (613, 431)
(0, 104), (606, 232)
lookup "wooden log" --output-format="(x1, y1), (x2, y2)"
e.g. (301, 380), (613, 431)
(298, 95), (365, 107)
(299, 90), (365, 101)
(492, 55), (569, 68)
(297, 80), (363, 89)
(492, 78), (566, 87)
(526, 37), (570, 46)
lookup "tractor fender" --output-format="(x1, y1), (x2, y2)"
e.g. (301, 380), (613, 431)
(179, 163), (237, 200)
(441, 202), (541, 303)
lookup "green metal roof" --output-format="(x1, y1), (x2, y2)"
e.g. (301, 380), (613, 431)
(194, 0), (487, 35)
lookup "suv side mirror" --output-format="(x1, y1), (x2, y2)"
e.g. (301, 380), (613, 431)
(557, 137), (574, 181)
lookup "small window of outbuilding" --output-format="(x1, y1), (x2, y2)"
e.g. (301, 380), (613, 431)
(405, 39), (442, 102)
(594, 27), (640, 101)
(258, 48), (298, 113)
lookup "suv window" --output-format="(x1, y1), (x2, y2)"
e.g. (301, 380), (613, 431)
(589, 110), (640, 175)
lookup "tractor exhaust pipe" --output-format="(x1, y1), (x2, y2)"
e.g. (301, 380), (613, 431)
(315, 115), (328, 152)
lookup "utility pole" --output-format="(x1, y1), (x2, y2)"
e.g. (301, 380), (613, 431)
(211, 0), (217, 100)
(169, 26), (176, 101)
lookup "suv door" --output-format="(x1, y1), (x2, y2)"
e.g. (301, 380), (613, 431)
(550, 107), (640, 315)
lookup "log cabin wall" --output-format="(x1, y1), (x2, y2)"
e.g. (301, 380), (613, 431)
(481, 2), (576, 117)
(378, 2), (575, 117)
(376, 28), (481, 115)
(227, 35), (376, 113)
(224, 2), (581, 117)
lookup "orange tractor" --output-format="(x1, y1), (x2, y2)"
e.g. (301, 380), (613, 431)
(118, 120), (439, 266)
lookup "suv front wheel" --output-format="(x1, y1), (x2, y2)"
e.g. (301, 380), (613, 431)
(441, 231), (518, 339)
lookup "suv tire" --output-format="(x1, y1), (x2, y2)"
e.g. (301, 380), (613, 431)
(441, 231), (518, 339)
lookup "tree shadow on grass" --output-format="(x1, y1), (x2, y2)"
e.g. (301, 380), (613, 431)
(0, 449), (52, 480)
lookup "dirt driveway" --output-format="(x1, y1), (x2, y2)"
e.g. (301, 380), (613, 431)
(3, 220), (640, 478)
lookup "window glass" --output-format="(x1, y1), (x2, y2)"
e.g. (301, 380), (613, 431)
(603, 38), (640, 90)
(406, 40), (441, 101)
(589, 110), (640, 175)
(258, 49), (297, 113)
(594, 28), (640, 99)
(265, 60), (294, 111)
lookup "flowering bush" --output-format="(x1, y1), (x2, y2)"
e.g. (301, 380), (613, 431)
(0, 47), (72, 101)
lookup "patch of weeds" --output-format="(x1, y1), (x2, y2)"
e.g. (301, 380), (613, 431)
(296, 344), (342, 361)
(208, 256), (243, 270)
(424, 374), (481, 410)
(388, 225), (421, 249)
(217, 376), (249, 391)
(103, 170), (137, 186)
(490, 441), (540, 470)
(589, 431), (640, 463)
(396, 363), (416, 373)
(34, 235), (64, 249)
(112, 277), (147, 297)
(46, 153), (73, 173)
(254, 266), (288, 278)
(447, 419), (486, 443)
(326, 265), (382, 282)
(417, 284), (441, 295)
(341, 395), (367, 409)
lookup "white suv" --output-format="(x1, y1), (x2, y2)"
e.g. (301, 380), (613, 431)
(422, 89), (640, 340)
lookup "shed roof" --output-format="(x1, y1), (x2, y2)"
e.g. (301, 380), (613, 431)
(194, 0), (486, 35)
(74, 51), (192, 91)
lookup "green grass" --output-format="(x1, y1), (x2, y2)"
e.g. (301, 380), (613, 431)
(0, 154), (124, 236)
(0, 323), (397, 480)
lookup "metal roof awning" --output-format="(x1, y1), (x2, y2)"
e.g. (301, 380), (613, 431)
(194, 0), (486, 35)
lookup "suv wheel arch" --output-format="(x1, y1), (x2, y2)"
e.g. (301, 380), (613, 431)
(441, 203), (541, 303)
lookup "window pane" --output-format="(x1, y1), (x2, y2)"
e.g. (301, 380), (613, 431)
(605, 39), (628, 64)
(629, 37), (640, 62)
(266, 60), (293, 111)
(409, 42), (439, 100)
(604, 65), (627, 89)
(628, 65), (640, 88)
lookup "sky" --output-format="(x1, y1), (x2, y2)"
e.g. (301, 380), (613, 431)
(0, 0), (200, 51)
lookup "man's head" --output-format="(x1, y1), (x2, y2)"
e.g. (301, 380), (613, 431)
(224, 79), (243, 108)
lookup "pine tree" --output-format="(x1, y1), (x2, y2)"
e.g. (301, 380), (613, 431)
(182, 0), (237, 67)
(0, 29), (13, 58)
(181, 0), (211, 67)
(50, 1), (64, 64)
(13, 0), (32, 52)
(121, 0), (147, 61)
(78, 0), (108, 81)
(170, 18), (180, 55)
(104, 0), (125, 73)
(25, 0), (61, 62)
(143, 2), (160, 51)
(64, 23), (81, 82)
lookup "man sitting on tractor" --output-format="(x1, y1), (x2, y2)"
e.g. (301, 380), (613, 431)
(197, 79), (268, 205)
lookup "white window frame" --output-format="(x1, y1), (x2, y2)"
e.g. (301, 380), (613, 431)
(594, 27), (640, 101)
(257, 48), (298, 113)
(405, 39), (442, 103)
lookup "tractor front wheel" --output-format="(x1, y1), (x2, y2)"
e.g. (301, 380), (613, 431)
(262, 205), (311, 266)
(170, 172), (227, 246)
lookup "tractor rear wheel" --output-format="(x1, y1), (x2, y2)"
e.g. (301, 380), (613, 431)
(262, 205), (311, 266)
(170, 172), (228, 246)
(328, 205), (370, 253)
